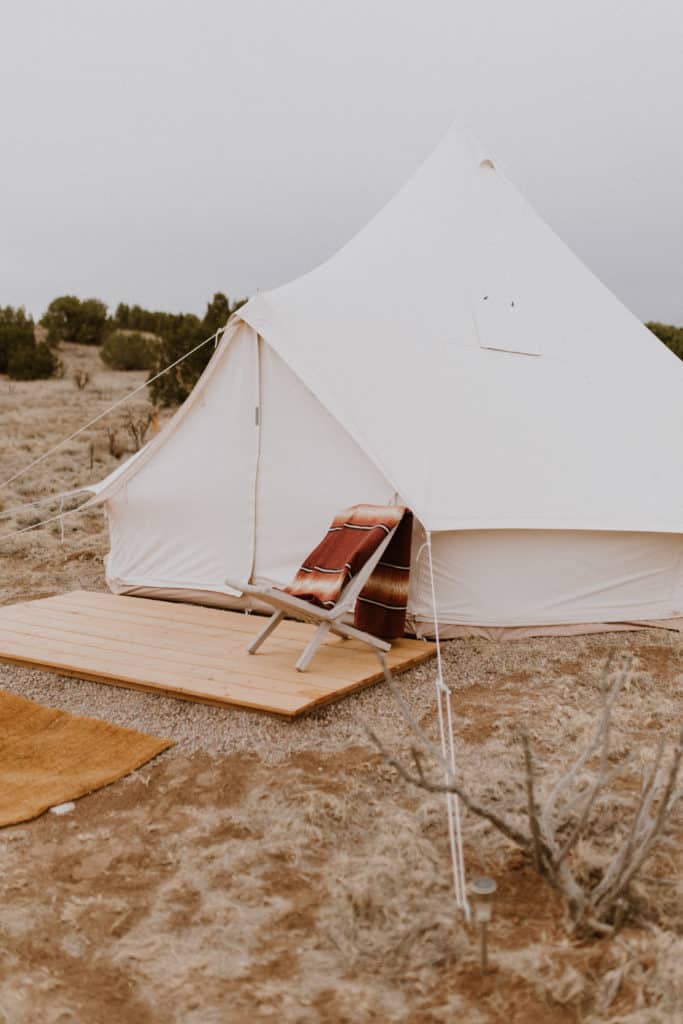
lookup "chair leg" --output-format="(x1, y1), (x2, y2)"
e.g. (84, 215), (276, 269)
(376, 650), (392, 684)
(296, 621), (331, 672)
(248, 610), (285, 654)
(329, 620), (391, 652)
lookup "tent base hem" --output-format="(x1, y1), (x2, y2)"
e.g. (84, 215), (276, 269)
(107, 583), (683, 642)
(409, 616), (683, 642)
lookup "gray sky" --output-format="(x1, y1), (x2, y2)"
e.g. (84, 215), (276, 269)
(2, 0), (682, 323)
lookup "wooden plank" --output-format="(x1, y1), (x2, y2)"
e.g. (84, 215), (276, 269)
(14, 598), (389, 666)
(0, 628), (310, 714)
(12, 592), (428, 670)
(0, 592), (434, 716)
(0, 620), (339, 703)
(0, 598), (432, 679)
(0, 652), (305, 716)
(0, 605), (397, 687)
(52, 591), (382, 653)
(54, 591), (421, 662)
(55, 590), (310, 635)
(0, 623), (320, 698)
(0, 624), (396, 716)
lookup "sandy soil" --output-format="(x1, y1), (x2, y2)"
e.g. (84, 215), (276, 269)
(0, 347), (681, 1023)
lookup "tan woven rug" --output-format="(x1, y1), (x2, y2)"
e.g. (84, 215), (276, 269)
(0, 689), (173, 827)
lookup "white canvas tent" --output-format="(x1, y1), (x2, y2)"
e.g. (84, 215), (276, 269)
(90, 124), (683, 636)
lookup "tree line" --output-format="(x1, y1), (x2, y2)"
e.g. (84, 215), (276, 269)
(1, 296), (681, 404)
(0, 293), (246, 404)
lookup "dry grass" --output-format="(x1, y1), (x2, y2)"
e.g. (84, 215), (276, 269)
(0, 343), (170, 606)
(370, 657), (682, 936)
(0, 354), (681, 1022)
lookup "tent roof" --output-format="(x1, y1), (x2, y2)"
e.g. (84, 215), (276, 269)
(238, 124), (683, 534)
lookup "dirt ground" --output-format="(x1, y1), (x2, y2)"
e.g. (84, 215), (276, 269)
(0, 347), (681, 1023)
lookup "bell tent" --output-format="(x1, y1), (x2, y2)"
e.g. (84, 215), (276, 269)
(90, 124), (683, 637)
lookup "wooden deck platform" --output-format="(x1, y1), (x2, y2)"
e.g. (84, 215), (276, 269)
(0, 591), (434, 716)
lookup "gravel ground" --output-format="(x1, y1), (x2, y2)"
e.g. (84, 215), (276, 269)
(0, 648), (445, 757)
(2, 625), (680, 760)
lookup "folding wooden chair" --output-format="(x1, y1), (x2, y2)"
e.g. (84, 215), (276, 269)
(226, 522), (398, 673)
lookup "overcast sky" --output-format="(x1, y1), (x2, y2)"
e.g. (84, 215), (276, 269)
(1, 0), (682, 323)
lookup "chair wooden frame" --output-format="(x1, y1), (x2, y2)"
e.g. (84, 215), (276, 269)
(226, 524), (398, 672)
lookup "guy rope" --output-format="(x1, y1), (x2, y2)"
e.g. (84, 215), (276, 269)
(0, 328), (222, 545)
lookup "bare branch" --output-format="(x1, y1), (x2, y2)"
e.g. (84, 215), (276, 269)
(378, 660), (449, 767)
(592, 734), (668, 908)
(556, 752), (636, 866)
(593, 726), (683, 914)
(371, 653), (680, 936)
(411, 747), (428, 787)
(521, 732), (544, 874)
(541, 657), (630, 835)
(366, 726), (531, 851)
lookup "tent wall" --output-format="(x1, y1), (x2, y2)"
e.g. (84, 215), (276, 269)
(105, 330), (396, 599)
(239, 127), (683, 536)
(253, 339), (394, 585)
(106, 324), (259, 594)
(408, 527), (683, 628)
(104, 327), (683, 631)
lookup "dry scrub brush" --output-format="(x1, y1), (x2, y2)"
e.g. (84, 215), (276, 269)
(103, 403), (159, 458)
(369, 656), (682, 937)
(124, 404), (159, 451)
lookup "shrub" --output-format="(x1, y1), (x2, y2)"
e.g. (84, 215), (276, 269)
(148, 293), (246, 406)
(124, 404), (159, 450)
(100, 330), (159, 371)
(113, 303), (163, 334)
(42, 295), (108, 346)
(147, 315), (205, 406)
(0, 306), (35, 373)
(7, 341), (58, 380)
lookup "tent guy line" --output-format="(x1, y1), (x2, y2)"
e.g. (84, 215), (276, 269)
(0, 329), (222, 495)
(0, 487), (90, 522)
(425, 531), (470, 919)
(0, 500), (93, 547)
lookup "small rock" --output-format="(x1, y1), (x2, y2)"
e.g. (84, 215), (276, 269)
(49, 801), (76, 816)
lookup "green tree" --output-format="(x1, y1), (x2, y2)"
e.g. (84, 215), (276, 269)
(114, 303), (131, 329)
(7, 341), (57, 380)
(0, 306), (35, 373)
(147, 294), (246, 406)
(125, 304), (162, 334)
(100, 331), (159, 371)
(42, 295), (108, 346)
(202, 292), (232, 336)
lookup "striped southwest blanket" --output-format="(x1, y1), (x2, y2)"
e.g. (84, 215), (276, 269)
(282, 505), (413, 638)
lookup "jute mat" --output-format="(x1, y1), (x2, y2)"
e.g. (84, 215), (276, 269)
(0, 689), (173, 827)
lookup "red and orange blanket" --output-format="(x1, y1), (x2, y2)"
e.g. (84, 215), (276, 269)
(282, 504), (413, 638)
